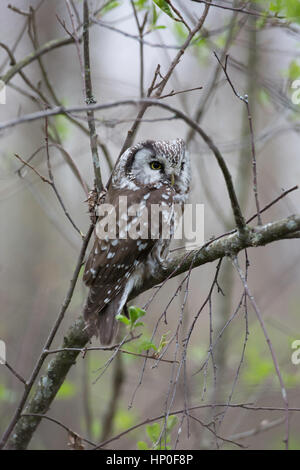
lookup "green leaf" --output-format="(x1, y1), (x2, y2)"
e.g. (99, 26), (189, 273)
(286, 60), (300, 81)
(285, 437), (300, 450)
(57, 380), (76, 399)
(173, 22), (188, 42)
(215, 32), (227, 48)
(56, 115), (70, 141)
(0, 384), (16, 403)
(243, 347), (274, 385)
(137, 441), (150, 450)
(166, 415), (178, 432)
(255, 12), (268, 30)
(134, 0), (149, 10)
(137, 339), (157, 353)
(258, 88), (271, 106)
(152, 0), (173, 19)
(128, 306), (146, 324)
(114, 408), (137, 431)
(101, 0), (121, 15)
(269, 0), (284, 14)
(151, 4), (159, 26)
(139, 415), (177, 450)
(78, 264), (85, 278)
(189, 344), (207, 362)
(157, 331), (170, 353)
(282, 371), (300, 388)
(151, 25), (167, 29)
(91, 420), (102, 440)
(116, 313), (131, 325)
(0, 384), (8, 400)
(270, 0), (300, 24)
(285, 0), (300, 24)
(133, 321), (145, 328)
(146, 422), (161, 443)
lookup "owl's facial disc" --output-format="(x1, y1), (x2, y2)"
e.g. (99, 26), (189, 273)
(129, 148), (167, 186)
(115, 139), (190, 198)
(129, 145), (186, 188)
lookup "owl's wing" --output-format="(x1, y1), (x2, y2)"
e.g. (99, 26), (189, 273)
(83, 185), (175, 319)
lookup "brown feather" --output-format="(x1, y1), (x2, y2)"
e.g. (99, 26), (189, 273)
(83, 183), (175, 343)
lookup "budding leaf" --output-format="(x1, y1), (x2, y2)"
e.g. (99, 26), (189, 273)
(152, 0), (174, 19)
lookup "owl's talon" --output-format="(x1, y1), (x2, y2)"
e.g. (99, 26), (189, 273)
(86, 188), (107, 224)
(160, 260), (169, 271)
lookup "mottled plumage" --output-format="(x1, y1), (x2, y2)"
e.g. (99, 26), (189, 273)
(83, 139), (191, 344)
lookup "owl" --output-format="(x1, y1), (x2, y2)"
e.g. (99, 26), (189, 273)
(83, 138), (191, 344)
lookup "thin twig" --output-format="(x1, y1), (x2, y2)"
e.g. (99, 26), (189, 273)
(5, 362), (27, 386)
(13, 153), (52, 184)
(165, 0), (191, 32)
(230, 416), (286, 441)
(83, 0), (102, 192)
(214, 51), (262, 225)
(21, 413), (96, 447)
(44, 346), (177, 364)
(232, 256), (290, 450)
(117, 2), (211, 157)
(159, 85), (203, 99)
(191, 0), (284, 19)
(130, 0), (148, 98)
(100, 352), (124, 441)
(95, 402), (253, 450)
(44, 116), (83, 236)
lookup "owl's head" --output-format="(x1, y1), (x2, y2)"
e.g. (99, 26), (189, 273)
(112, 138), (190, 198)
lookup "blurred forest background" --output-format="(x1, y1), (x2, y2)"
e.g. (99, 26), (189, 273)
(0, 0), (300, 450)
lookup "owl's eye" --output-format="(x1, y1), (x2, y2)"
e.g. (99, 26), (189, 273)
(150, 161), (163, 170)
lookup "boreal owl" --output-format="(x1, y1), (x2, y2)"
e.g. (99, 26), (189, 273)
(83, 138), (191, 344)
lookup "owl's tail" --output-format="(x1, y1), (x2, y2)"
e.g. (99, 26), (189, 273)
(83, 293), (122, 345)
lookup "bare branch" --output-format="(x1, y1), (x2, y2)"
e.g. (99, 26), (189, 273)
(5, 362), (27, 386)
(0, 224), (94, 450)
(21, 413), (96, 448)
(159, 85), (203, 99)
(83, 0), (103, 192)
(191, 0), (283, 19)
(13, 153), (52, 184)
(232, 256), (290, 450)
(214, 52), (262, 225)
(0, 97), (245, 233)
(4, 212), (300, 449)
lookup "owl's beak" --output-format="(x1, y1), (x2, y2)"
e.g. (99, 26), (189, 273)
(170, 173), (175, 186)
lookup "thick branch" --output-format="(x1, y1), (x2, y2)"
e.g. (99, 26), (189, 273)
(6, 214), (300, 449)
(1, 36), (74, 85)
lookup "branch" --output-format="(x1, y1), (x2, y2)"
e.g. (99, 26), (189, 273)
(191, 0), (283, 19)
(229, 416), (285, 441)
(1, 1), (103, 85)
(130, 0), (148, 98)
(214, 51), (262, 225)
(0, 97), (245, 233)
(4, 214), (300, 449)
(118, 2), (211, 156)
(5, 362), (27, 386)
(1, 36), (74, 85)
(1, 225), (94, 450)
(232, 256), (290, 449)
(82, 0), (103, 192)
(21, 413), (96, 448)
